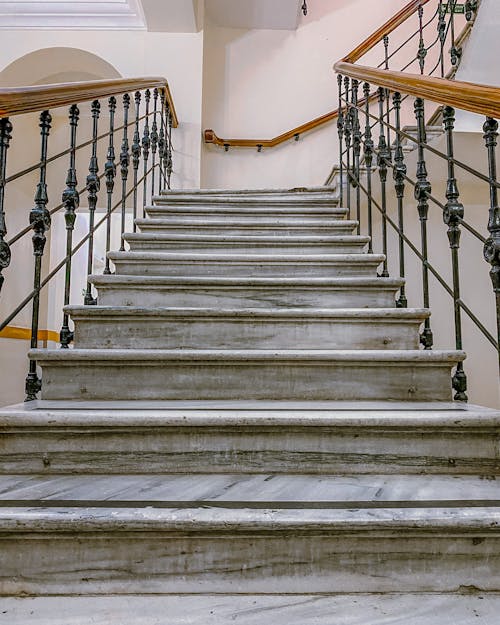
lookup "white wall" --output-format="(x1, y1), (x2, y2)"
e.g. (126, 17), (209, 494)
(200, 0), (436, 189)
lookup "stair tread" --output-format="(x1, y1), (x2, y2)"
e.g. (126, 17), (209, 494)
(2, 400), (497, 427)
(90, 274), (404, 285)
(124, 233), (369, 242)
(29, 348), (465, 362)
(0, 474), (498, 504)
(2, 593), (498, 625)
(65, 306), (430, 319)
(1, 504), (499, 532)
(108, 251), (384, 261)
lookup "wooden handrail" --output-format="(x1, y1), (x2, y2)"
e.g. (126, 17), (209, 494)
(335, 61), (500, 120)
(343, 0), (431, 63)
(204, 0), (431, 149)
(204, 108), (341, 149)
(0, 77), (178, 126)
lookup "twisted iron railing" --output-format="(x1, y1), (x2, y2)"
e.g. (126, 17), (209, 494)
(0, 77), (177, 400)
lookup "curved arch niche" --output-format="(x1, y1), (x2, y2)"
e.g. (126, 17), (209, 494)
(0, 47), (121, 87)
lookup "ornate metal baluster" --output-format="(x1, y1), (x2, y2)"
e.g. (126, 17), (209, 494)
(131, 91), (141, 233)
(383, 35), (391, 151)
(465, 0), (478, 22)
(438, 1), (447, 78)
(414, 97), (433, 349)
(450, 0), (462, 67)
(337, 74), (344, 207)
(0, 118), (12, 293)
(393, 92), (408, 308)
(59, 104), (80, 349)
(377, 87), (390, 277)
(363, 82), (374, 253)
(166, 105), (173, 190)
(119, 94), (130, 252)
(151, 88), (159, 197)
(104, 96), (117, 275)
(352, 79), (361, 234)
(84, 101), (100, 305)
(158, 91), (166, 191)
(417, 4), (427, 74)
(343, 76), (351, 218)
(483, 117), (500, 365)
(25, 111), (52, 400)
(443, 105), (467, 400)
(142, 89), (151, 215)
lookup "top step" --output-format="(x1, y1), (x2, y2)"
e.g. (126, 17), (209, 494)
(152, 188), (341, 211)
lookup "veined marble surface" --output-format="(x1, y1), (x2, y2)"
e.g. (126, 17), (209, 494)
(0, 474), (498, 504)
(1, 594), (499, 625)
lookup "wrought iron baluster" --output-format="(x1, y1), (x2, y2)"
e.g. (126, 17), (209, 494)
(465, 0), (478, 22)
(351, 79), (361, 234)
(343, 76), (352, 218)
(151, 88), (159, 197)
(450, 0), (462, 67)
(131, 91), (141, 233)
(104, 96), (117, 275)
(25, 110), (52, 400)
(383, 35), (391, 151)
(158, 91), (166, 191)
(60, 104), (80, 349)
(166, 105), (173, 190)
(119, 94), (130, 252)
(393, 92), (408, 308)
(84, 100), (100, 305)
(483, 117), (500, 366)
(377, 87), (390, 277)
(417, 4), (427, 74)
(363, 82), (374, 253)
(414, 97), (433, 349)
(0, 118), (12, 293)
(443, 105), (467, 400)
(142, 89), (151, 215)
(438, 1), (447, 77)
(337, 74), (344, 207)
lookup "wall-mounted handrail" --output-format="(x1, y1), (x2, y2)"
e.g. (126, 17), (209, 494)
(0, 77), (178, 127)
(335, 61), (500, 120)
(203, 0), (461, 150)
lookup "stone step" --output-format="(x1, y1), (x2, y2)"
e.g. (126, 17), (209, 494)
(0, 401), (497, 475)
(123, 233), (370, 254)
(66, 306), (429, 350)
(0, 488), (498, 594)
(152, 188), (340, 209)
(2, 593), (499, 624)
(30, 349), (465, 401)
(135, 217), (358, 236)
(89, 275), (405, 308)
(146, 205), (346, 217)
(145, 212), (348, 225)
(107, 251), (385, 278)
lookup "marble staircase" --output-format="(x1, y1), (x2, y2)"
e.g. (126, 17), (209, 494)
(1, 187), (499, 623)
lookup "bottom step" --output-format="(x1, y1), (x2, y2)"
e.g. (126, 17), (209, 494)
(1, 593), (499, 624)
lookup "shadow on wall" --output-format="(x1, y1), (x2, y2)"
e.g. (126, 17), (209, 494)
(0, 46), (122, 86)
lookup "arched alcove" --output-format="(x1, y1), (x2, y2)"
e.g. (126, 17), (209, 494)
(0, 47), (121, 87)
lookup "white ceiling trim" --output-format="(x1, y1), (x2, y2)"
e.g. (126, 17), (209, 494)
(0, 0), (146, 30)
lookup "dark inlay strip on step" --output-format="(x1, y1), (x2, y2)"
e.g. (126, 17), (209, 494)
(2, 500), (500, 509)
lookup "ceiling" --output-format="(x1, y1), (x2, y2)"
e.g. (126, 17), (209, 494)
(0, 0), (303, 31)
(205, 0), (303, 31)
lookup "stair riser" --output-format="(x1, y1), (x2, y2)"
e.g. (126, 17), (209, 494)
(147, 205), (344, 214)
(94, 285), (401, 309)
(145, 214), (347, 224)
(1, 532), (498, 594)
(2, 427), (497, 475)
(72, 318), (423, 350)
(137, 224), (358, 236)
(38, 361), (454, 401)
(125, 241), (368, 254)
(110, 259), (381, 278)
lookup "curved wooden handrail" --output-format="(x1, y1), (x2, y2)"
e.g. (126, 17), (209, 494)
(0, 76), (178, 126)
(204, 0), (433, 149)
(335, 61), (500, 120)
